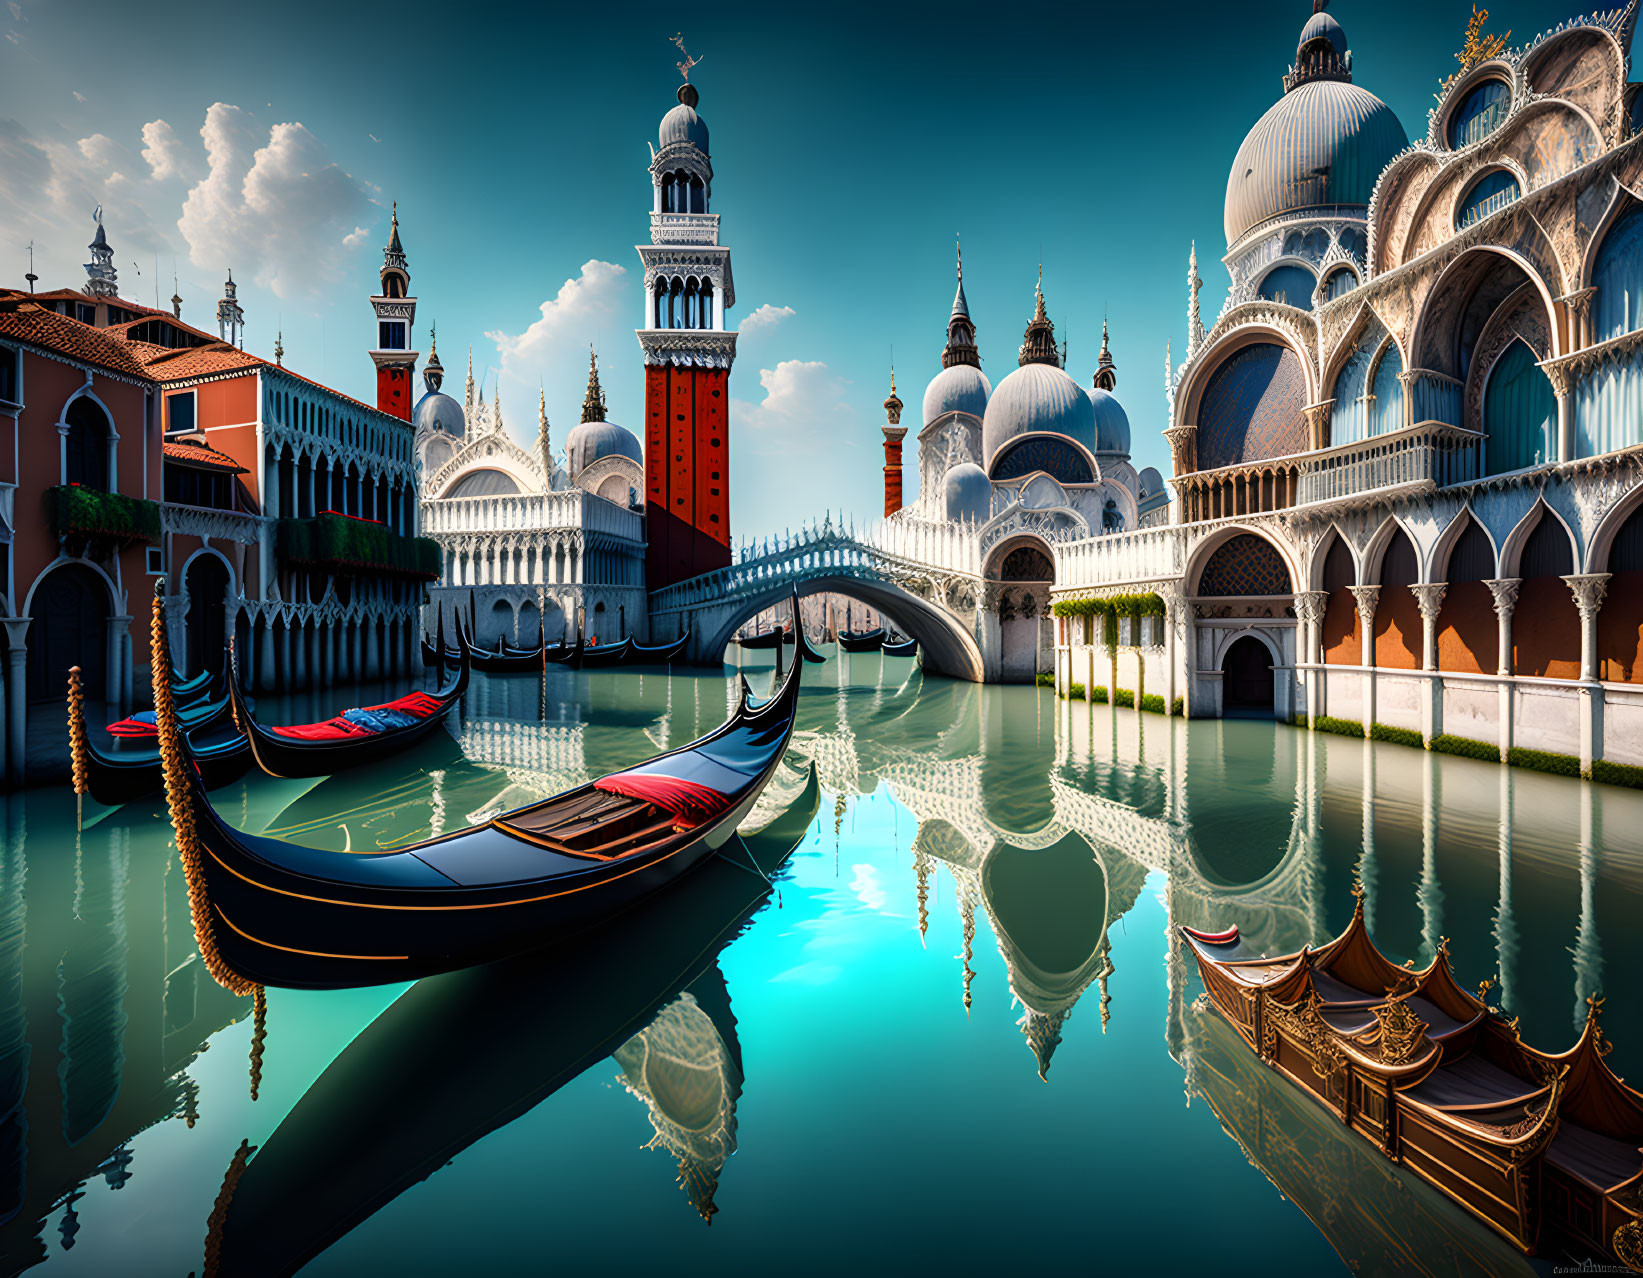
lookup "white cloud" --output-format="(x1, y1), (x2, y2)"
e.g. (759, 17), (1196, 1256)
(733, 360), (851, 433)
(738, 303), (794, 336)
(72, 90), (85, 103)
(176, 104), (375, 301)
(139, 119), (192, 182)
(486, 259), (630, 439)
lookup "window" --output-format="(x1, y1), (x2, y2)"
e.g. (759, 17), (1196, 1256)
(166, 391), (196, 436)
(75, 303), (96, 325)
(379, 321), (407, 350)
(1322, 268), (1358, 302)
(1456, 169), (1520, 230)
(1594, 206), (1643, 342)
(164, 463), (235, 510)
(64, 397), (111, 490)
(1447, 79), (1511, 149)
(146, 545), (164, 575)
(0, 345), (17, 405)
(1257, 264), (1317, 310)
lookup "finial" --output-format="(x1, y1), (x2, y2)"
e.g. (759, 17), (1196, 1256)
(672, 33), (702, 82)
(581, 346), (607, 423)
(273, 330), (284, 366)
(956, 232), (962, 281)
(429, 322), (437, 358)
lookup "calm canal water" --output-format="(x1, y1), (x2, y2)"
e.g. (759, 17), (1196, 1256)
(0, 653), (1638, 1276)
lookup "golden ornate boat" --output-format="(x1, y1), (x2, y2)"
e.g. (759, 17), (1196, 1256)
(1181, 886), (1643, 1271)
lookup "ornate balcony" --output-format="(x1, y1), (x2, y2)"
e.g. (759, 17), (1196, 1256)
(648, 212), (719, 246)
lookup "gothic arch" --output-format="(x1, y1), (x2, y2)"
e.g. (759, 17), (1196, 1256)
(1306, 524), (1359, 592)
(1410, 244), (1562, 379)
(1177, 325), (1316, 433)
(1428, 504), (1500, 582)
(1184, 524), (1299, 598)
(1497, 497), (1577, 579)
(1360, 513), (1425, 585)
(1585, 483), (1643, 573)
(1577, 183), (1641, 292)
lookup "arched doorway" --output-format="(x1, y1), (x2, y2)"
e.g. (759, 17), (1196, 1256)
(989, 539), (1054, 684)
(1222, 636), (1275, 715)
(185, 554), (231, 680)
(27, 564), (109, 703)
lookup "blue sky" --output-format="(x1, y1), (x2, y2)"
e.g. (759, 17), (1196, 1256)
(0, 0), (1615, 537)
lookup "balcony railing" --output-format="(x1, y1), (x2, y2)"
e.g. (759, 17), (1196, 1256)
(1294, 422), (1481, 505)
(160, 502), (263, 546)
(419, 489), (645, 543)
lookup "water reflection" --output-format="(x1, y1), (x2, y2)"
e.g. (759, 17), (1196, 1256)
(0, 658), (1634, 1274)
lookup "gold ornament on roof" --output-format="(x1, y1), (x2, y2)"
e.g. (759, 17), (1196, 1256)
(1440, 7), (1510, 98)
(672, 33), (702, 82)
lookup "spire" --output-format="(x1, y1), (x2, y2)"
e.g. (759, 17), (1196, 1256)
(386, 201), (404, 258)
(941, 234), (981, 370)
(581, 348), (607, 423)
(538, 388), (552, 482)
(83, 207), (118, 299)
(424, 324), (443, 393)
(465, 348), (475, 415)
(1186, 242), (1205, 356)
(1018, 269), (1060, 367)
(273, 330), (284, 366)
(217, 269), (244, 347)
(883, 368), (903, 426)
(1093, 314), (1117, 391)
(170, 269), (182, 319)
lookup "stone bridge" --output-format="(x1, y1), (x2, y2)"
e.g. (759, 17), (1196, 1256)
(647, 515), (992, 678)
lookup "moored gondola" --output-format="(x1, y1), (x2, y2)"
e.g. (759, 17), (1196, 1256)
(67, 666), (253, 808)
(151, 589), (804, 989)
(735, 626), (783, 650)
(627, 630), (690, 665)
(228, 619), (471, 780)
(795, 624), (826, 664)
(838, 626), (886, 653)
(462, 617), (549, 675)
(579, 635), (633, 668)
(883, 635), (918, 658)
(1182, 886), (1643, 1267)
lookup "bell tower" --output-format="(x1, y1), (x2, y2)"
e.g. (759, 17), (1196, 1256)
(637, 54), (735, 592)
(370, 204), (419, 422)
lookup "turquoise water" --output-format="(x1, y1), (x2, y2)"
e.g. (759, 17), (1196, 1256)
(2, 655), (1639, 1276)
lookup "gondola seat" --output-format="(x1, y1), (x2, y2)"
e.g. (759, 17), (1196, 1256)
(1546, 1122), (1643, 1192)
(1403, 1054), (1545, 1109)
(270, 692), (446, 741)
(1309, 968), (1384, 1006)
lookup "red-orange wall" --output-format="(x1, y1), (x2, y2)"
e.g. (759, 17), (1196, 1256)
(1322, 587), (1361, 664)
(1436, 582), (1498, 674)
(1598, 568), (1643, 682)
(1374, 588), (1421, 669)
(1513, 576), (1581, 679)
(645, 364), (731, 591)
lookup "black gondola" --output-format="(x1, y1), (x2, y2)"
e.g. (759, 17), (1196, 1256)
(883, 635), (918, 658)
(462, 618), (549, 675)
(838, 626), (886, 653)
(627, 630), (690, 665)
(203, 762), (819, 1275)
(579, 635), (633, 668)
(736, 626), (783, 650)
(227, 619), (471, 780)
(67, 668), (253, 808)
(154, 606), (803, 989)
(794, 625), (827, 664)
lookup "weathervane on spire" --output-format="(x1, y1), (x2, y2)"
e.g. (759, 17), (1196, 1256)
(672, 33), (702, 82)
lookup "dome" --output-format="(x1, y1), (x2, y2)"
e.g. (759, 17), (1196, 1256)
(660, 93), (709, 151)
(1298, 9), (1347, 57)
(922, 364), (992, 426)
(565, 419), (642, 478)
(1088, 387), (1131, 457)
(414, 389), (465, 439)
(1224, 79), (1407, 246)
(942, 462), (992, 524)
(982, 363), (1097, 468)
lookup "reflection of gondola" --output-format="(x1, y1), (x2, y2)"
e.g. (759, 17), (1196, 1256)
(883, 636), (917, 658)
(154, 594), (803, 989)
(1183, 888), (1643, 1266)
(838, 627), (885, 653)
(204, 764), (820, 1276)
(68, 667), (253, 808)
(228, 621), (472, 781)
(580, 636), (633, 668)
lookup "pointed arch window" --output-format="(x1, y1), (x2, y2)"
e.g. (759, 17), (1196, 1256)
(1594, 205), (1643, 342)
(1456, 169), (1520, 230)
(1484, 340), (1555, 474)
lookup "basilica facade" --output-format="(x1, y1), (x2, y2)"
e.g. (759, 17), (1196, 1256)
(1052, 2), (1643, 775)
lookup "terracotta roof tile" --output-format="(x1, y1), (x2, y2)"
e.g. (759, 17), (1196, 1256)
(162, 438), (248, 473)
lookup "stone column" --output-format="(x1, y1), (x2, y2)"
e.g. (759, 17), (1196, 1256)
(1410, 583), (1447, 742)
(1485, 578), (1521, 760)
(1294, 591), (1329, 727)
(1, 618), (28, 788)
(1565, 572), (1610, 773)
(1349, 585), (1380, 736)
(1544, 358), (1577, 465)
(106, 615), (133, 718)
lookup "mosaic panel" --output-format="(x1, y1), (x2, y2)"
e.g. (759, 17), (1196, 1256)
(1196, 343), (1308, 471)
(1197, 533), (1293, 597)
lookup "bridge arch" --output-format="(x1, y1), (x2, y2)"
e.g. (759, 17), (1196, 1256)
(692, 574), (984, 681)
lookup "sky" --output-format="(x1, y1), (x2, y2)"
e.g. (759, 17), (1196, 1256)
(0, 0), (1619, 538)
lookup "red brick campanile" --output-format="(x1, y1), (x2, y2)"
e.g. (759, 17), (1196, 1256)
(882, 374), (905, 516)
(638, 75), (735, 592)
(370, 204), (419, 422)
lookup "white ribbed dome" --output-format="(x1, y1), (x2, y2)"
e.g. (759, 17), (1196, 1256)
(922, 364), (991, 426)
(982, 363), (1097, 467)
(414, 389), (465, 439)
(660, 102), (708, 151)
(565, 420), (642, 478)
(942, 462), (992, 524)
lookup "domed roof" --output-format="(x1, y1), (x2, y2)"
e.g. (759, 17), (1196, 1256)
(565, 420), (642, 478)
(660, 84), (708, 151)
(942, 462), (992, 524)
(1298, 9), (1347, 57)
(923, 364), (992, 426)
(1224, 82), (1407, 246)
(1088, 387), (1131, 457)
(414, 389), (465, 439)
(982, 363), (1097, 467)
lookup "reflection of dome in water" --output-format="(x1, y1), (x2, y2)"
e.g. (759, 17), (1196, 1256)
(983, 838), (1107, 977)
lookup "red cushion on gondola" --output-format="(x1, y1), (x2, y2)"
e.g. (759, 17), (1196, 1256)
(593, 774), (731, 829)
(268, 690), (446, 739)
(105, 718), (160, 737)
